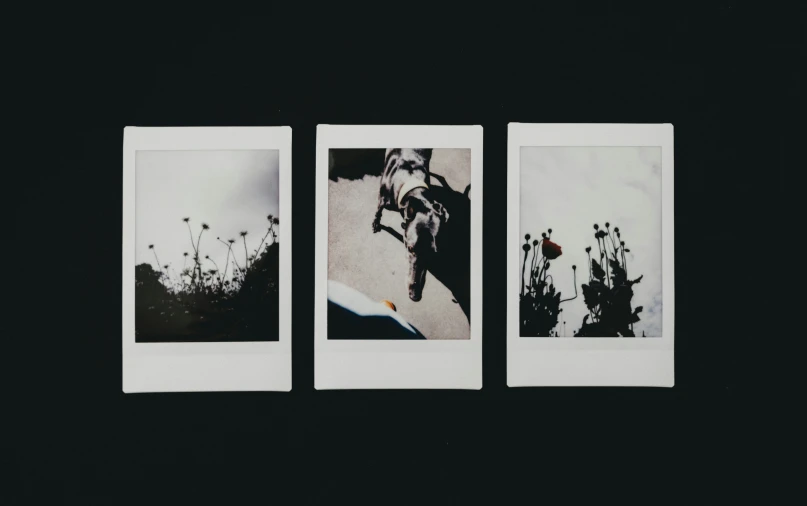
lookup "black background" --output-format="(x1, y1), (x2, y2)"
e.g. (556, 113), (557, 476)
(9, 4), (800, 503)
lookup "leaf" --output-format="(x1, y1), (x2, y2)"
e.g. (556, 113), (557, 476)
(591, 259), (605, 281)
(630, 275), (643, 285)
(634, 306), (643, 313)
(582, 283), (600, 311)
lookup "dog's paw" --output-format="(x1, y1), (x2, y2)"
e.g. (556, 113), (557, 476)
(371, 220), (381, 233)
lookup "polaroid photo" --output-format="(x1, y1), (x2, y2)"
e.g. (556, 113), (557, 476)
(508, 123), (674, 387)
(123, 127), (292, 392)
(315, 125), (483, 390)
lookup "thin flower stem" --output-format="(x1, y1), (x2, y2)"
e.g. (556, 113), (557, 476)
(599, 236), (611, 289)
(560, 267), (578, 303)
(244, 237), (249, 269)
(608, 230), (619, 259)
(530, 239), (543, 292)
(529, 247), (541, 292)
(520, 246), (528, 297)
(255, 223), (274, 258)
(151, 249), (163, 277)
(222, 248), (231, 283)
(195, 228), (206, 286)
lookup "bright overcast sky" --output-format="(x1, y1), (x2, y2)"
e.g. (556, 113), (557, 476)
(135, 150), (279, 283)
(520, 146), (663, 337)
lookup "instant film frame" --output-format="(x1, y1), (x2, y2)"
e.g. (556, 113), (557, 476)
(123, 127), (292, 392)
(507, 123), (674, 387)
(315, 125), (483, 390)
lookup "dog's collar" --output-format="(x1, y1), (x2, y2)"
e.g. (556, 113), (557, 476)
(397, 179), (429, 208)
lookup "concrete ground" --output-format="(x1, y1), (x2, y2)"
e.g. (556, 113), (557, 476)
(328, 149), (471, 340)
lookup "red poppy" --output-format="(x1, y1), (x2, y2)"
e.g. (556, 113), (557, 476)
(542, 239), (562, 260)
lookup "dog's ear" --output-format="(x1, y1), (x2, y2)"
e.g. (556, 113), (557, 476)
(433, 202), (450, 223)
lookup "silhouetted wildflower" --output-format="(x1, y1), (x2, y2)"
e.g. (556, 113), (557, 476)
(183, 217), (190, 223)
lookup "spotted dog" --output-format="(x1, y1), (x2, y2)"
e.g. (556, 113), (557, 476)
(372, 148), (449, 301)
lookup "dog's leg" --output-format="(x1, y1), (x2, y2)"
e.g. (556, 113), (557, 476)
(372, 189), (387, 233)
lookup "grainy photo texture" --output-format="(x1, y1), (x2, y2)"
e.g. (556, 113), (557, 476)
(328, 148), (471, 340)
(135, 150), (280, 342)
(519, 147), (662, 338)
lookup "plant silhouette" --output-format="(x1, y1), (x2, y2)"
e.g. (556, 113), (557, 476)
(574, 223), (644, 337)
(519, 229), (578, 337)
(135, 215), (280, 342)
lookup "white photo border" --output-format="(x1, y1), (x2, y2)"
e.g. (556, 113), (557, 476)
(507, 123), (674, 387)
(315, 125), (483, 390)
(122, 127), (292, 392)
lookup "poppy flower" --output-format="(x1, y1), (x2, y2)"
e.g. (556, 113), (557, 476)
(542, 239), (562, 259)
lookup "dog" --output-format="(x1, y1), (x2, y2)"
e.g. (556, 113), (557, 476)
(372, 148), (449, 302)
